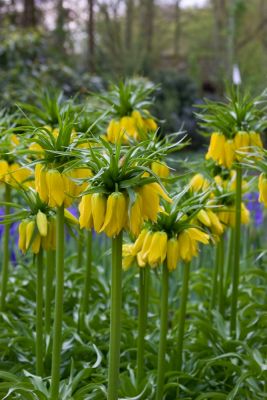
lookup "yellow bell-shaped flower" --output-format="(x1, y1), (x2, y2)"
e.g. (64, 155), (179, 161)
(36, 210), (48, 237)
(79, 194), (93, 229)
(46, 169), (65, 207)
(101, 192), (127, 237)
(167, 238), (179, 271)
(91, 193), (107, 233)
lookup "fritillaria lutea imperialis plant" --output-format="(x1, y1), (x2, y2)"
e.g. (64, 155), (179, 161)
(197, 87), (267, 336)
(29, 110), (92, 400)
(0, 127), (33, 311)
(122, 185), (216, 399)
(76, 129), (186, 400)
(0, 187), (78, 378)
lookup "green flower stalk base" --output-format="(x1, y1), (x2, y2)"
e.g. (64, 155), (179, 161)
(211, 244), (219, 310)
(36, 250), (44, 376)
(107, 232), (123, 400)
(177, 262), (190, 372)
(0, 184), (11, 311)
(218, 236), (225, 316)
(45, 250), (55, 336)
(50, 205), (65, 400)
(137, 266), (150, 387)
(156, 264), (169, 400)
(230, 164), (242, 338)
(81, 229), (92, 316)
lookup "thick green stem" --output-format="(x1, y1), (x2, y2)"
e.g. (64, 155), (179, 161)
(177, 262), (190, 372)
(107, 232), (123, 400)
(156, 264), (169, 400)
(230, 164), (242, 337)
(225, 228), (234, 287)
(137, 266), (150, 387)
(50, 205), (65, 400)
(36, 250), (44, 376)
(45, 250), (55, 335)
(218, 236), (225, 316)
(211, 245), (219, 310)
(82, 230), (92, 315)
(77, 229), (84, 270)
(0, 184), (11, 311)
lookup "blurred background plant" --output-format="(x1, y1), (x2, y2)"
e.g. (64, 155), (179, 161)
(1, 0), (267, 147)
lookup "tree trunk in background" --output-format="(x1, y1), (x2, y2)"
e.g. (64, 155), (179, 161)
(23, 0), (36, 27)
(56, 0), (66, 52)
(87, 0), (95, 73)
(174, 0), (181, 64)
(139, 0), (155, 73)
(125, 0), (134, 51)
(212, 0), (229, 93)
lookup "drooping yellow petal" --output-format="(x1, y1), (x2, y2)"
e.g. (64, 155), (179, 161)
(36, 210), (48, 237)
(91, 193), (107, 232)
(167, 238), (179, 271)
(26, 220), (36, 250)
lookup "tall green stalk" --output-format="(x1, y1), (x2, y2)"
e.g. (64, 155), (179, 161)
(45, 250), (55, 335)
(230, 164), (242, 337)
(211, 245), (219, 310)
(36, 250), (44, 376)
(107, 232), (123, 400)
(156, 264), (169, 400)
(218, 236), (225, 316)
(225, 228), (234, 287)
(77, 229), (84, 270)
(50, 205), (65, 400)
(137, 266), (150, 387)
(0, 184), (11, 311)
(81, 230), (92, 315)
(177, 262), (190, 372)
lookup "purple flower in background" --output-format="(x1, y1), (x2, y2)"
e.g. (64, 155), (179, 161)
(245, 192), (264, 228)
(0, 207), (19, 265)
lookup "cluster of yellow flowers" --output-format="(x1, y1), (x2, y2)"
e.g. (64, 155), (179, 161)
(79, 183), (172, 238)
(195, 208), (224, 235)
(217, 203), (250, 227)
(18, 211), (56, 254)
(206, 131), (263, 169)
(123, 227), (210, 271)
(107, 110), (157, 143)
(35, 165), (91, 208)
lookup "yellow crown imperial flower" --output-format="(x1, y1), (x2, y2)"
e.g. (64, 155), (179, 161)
(42, 218), (56, 251)
(26, 220), (36, 250)
(151, 161), (170, 178)
(100, 192), (127, 237)
(0, 160), (9, 183)
(196, 209), (211, 227)
(250, 132), (263, 148)
(129, 193), (143, 236)
(234, 131), (250, 151)
(258, 173), (267, 207)
(189, 173), (209, 192)
(206, 209), (224, 235)
(91, 193), (107, 233)
(35, 164), (49, 203)
(145, 231), (168, 267)
(120, 116), (138, 140)
(206, 132), (225, 163)
(31, 234), (41, 254)
(46, 169), (65, 208)
(36, 210), (48, 237)
(223, 140), (235, 169)
(137, 230), (153, 264)
(107, 120), (122, 143)
(167, 238), (180, 271)
(18, 220), (28, 253)
(122, 244), (135, 271)
(131, 229), (148, 255)
(79, 194), (94, 230)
